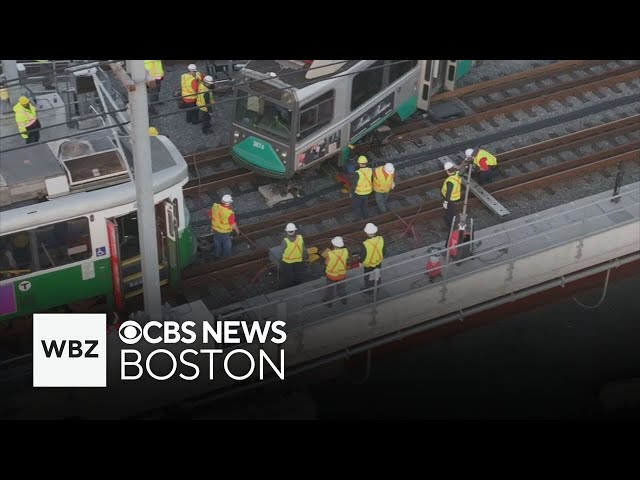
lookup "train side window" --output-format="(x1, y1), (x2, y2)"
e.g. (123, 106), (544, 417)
(297, 91), (334, 139)
(350, 61), (384, 111)
(389, 60), (418, 84)
(34, 217), (92, 270)
(0, 232), (33, 280)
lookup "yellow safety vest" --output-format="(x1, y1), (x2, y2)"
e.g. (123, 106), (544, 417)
(181, 72), (203, 102)
(282, 235), (304, 264)
(372, 166), (394, 193)
(441, 172), (462, 201)
(326, 248), (348, 281)
(13, 103), (38, 136)
(144, 60), (164, 80)
(363, 236), (384, 268)
(211, 203), (233, 233)
(355, 168), (373, 195)
(197, 83), (214, 112)
(473, 148), (498, 170)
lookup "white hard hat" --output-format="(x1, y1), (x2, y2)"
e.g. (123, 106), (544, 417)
(465, 148), (474, 157)
(384, 163), (395, 174)
(285, 223), (297, 233)
(444, 161), (456, 171)
(331, 236), (344, 248)
(188, 64), (197, 71)
(204, 75), (214, 83)
(364, 223), (378, 235)
(221, 194), (233, 203)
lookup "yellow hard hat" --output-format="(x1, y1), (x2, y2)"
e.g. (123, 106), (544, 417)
(357, 155), (368, 165)
(19, 96), (30, 105)
(148, 127), (159, 136)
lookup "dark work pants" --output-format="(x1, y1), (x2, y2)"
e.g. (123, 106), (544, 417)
(184, 101), (199, 124)
(25, 123), (41, 144)
(281, 262), (305, 288)
(476, 167), (497, 185)
(351, 194), (370, 219)
(363, 265), (382, 291)
(322, 277), (347, 306)
(444, 200), (460, 230)
(199, 110), (212, 133)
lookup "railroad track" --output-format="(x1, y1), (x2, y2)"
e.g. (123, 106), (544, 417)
(178, 116), (640, 293)
(181, 60), (640, 211)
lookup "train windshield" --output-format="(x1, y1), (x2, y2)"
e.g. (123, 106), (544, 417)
(234, 89), (292, 143)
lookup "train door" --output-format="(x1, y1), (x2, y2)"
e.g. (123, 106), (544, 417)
(106, 201), (179, 311)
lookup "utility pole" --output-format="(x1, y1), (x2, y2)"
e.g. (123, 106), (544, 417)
(1, 60), (21, 105)
(126, 60), (162, 321)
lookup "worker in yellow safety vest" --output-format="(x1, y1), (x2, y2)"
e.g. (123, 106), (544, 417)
(280, 223), (308, 288)
(196, 75), (215, 134)
(149, 127), (159, 136)
(441, 161), (462, 229)
(144, 60), (164, 115)
(321, 236), (349, 307)
(181, 63), (203, 125)
(463, 147), (499, 184)
(372, 162), (396, 213)
(359, 223), (384, 293)
(13, 96), (41, 144)
(208, 194), (239, 259)
(351, 155), (373, 219)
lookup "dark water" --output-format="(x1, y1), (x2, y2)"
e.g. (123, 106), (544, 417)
(310, 273), (640, 419)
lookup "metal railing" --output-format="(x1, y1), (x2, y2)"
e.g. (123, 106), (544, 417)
(216, 185), (640, 333)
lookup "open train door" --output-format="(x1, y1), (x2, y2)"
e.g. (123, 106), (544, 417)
(161, 199), (181, 288)
(106, 219), (125, 312)
(417, 60), (436, 112)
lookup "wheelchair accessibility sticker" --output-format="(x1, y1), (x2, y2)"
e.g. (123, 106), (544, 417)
(96, 246), (107, 257)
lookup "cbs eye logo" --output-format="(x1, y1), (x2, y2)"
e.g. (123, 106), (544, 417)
(118, 321), (143, 345)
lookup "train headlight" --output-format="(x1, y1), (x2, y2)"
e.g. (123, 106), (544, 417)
(280, 152), (287, 158)
(233, 131), (240, 138)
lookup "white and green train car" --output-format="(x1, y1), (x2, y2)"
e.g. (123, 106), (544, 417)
(0, 132), (197, 323)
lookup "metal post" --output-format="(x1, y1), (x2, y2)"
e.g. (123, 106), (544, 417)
(611, 162), (624, 203)
(127, 60), (162, 321)
(2, 60), (21, 105)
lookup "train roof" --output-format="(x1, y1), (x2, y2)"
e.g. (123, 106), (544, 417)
(239, 60), (362, 92)
(0, 133), (188, 233)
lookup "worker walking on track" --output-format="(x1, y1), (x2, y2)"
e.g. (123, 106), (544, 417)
(441, 161), (462, 230)
(280, 223), (308, 288)
(373, 162), (395, 213)
(13, 96), (41, 144)
(181, 64), (203, 125)
(321, 236), (349, 307)
(463, 147), (499, 185)
(144, 60), (164, 115)
(351, 155), (373, 219)
(209, 194), (239, 259)
(360, 223), (384, 293)
(196, 75), (215, 134)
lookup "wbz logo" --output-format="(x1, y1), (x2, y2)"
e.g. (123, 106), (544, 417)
(33, 313), (107, 387)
